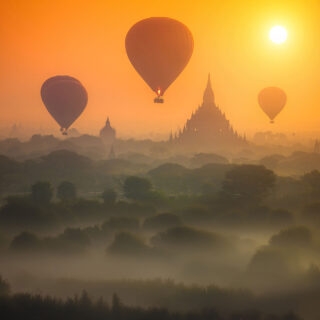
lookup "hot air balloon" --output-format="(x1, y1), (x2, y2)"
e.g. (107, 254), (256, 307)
(258, 87), (287, 123)
(41, 76), (88, 135)
(125, 17), (194, 103)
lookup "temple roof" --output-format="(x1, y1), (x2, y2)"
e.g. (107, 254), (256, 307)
(203, 74), (215, 105)
(170, 73), (246, 148)
(100, 116), (116, 139)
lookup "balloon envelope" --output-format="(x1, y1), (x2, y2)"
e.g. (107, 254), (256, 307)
(41, 76), (88, 132)
(258, 87), (286, 123)
(125, 17), (194, 98)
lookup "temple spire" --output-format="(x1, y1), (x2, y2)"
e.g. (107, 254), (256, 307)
(203, 73), (215, 105)
(100, 116), (116, 146)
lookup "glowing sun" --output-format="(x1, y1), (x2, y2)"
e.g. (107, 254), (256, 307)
(269, 26), (287, 44)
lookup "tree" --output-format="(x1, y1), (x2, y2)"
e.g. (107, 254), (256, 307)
(108, 232), (150, 255)
(101, 188), (117, 206)
(0, 196), (49, 230)
(151, 226), (227, 252)
(111, 293), (123, 314)
(269, 226), (312, 248)
(301, 170), (320, 196)
(123, 176), (152, 201)
(10, 231), (41, 252)
(0, 275), (10, 296)
(221, 165), (276, 205)
(57, 181), (77, 202)
(79, 290), (92, 308)
(58, 228), (91, 253)
(31, 181), (53, 205)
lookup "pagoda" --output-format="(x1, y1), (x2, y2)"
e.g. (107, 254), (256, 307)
(170, 75), (246, 151)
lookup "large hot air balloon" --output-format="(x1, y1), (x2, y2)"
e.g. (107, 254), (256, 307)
(41, 76), (88, 135)
(258, 87), (287, 123)
(125, 17), (194, 103)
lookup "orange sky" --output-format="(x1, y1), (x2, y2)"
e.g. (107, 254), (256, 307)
(0, 0), (320, 138)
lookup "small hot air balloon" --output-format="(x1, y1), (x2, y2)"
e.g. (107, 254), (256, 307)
(125, 17), (194, 103)
(41, 76), (88, 135)
(258, 87), (287, 123)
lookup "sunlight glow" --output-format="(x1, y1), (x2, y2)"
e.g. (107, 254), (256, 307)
(269, 26), (287, 44)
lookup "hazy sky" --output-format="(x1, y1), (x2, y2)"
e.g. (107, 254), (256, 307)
(1, 0), (320, 138)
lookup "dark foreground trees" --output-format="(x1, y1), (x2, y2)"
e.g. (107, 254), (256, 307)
(0, 276), (10, 296)
(31, 181), (53, 205)
(57, 181), (77, 202)
(101, 188), (117, 207)
(0, 288), (301, 320)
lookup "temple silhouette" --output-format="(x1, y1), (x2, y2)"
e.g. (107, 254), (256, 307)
(99, 117), (116, 158)
(98, 75), (246, 155)
(100, 117), (116, 145)
(169, 74), (246, 151)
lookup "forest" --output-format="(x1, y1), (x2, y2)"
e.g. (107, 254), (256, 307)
(1, 148), (320, 319)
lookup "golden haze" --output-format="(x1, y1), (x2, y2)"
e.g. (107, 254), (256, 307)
(0, 0), (319, 137)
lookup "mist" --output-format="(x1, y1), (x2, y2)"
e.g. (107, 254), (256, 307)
(1, 126), (320, 319)
(2, 2), (320, 319)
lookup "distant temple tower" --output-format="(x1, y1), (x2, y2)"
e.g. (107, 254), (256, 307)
(171, 74), (246, 151)
(100, 117), (116, 145)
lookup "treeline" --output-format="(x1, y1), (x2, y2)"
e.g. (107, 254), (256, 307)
(3, 160), (320, 236)
(0, 277), (301, 320)
(0, 177), (157, 234)
(2, 148), (320, 202)
(0, 149), (148, 195)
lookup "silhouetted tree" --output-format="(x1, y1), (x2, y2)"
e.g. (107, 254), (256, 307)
(247, 247), (290, 278)
(269, 226), (313, 248)
(79, 290), (92, 308)
(101, 188), (117, 206)
(0, 196), (52, 231)
(151, 226), (229, 252)
(301, 170), (320, 196)
(123, 176), (152, 201)
(269, 208), (294, 227)
(0, 276), (10, 296)
(31, 181), (53, 205)
(0, 280), (304, 320)
(10, 231), (41, 252)
(57, 181), (77, 202)
(57, 228), (91, 253)
(111, 293), (122, 313)
(221, 165), (276, 205)
(108, 232), (150, 256)
(70, 199), (105, 222)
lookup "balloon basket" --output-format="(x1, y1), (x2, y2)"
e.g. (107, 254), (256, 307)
(270, 120), (274, 124)
(61, 128), (68, 135)
(154, 97), (164, 103)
